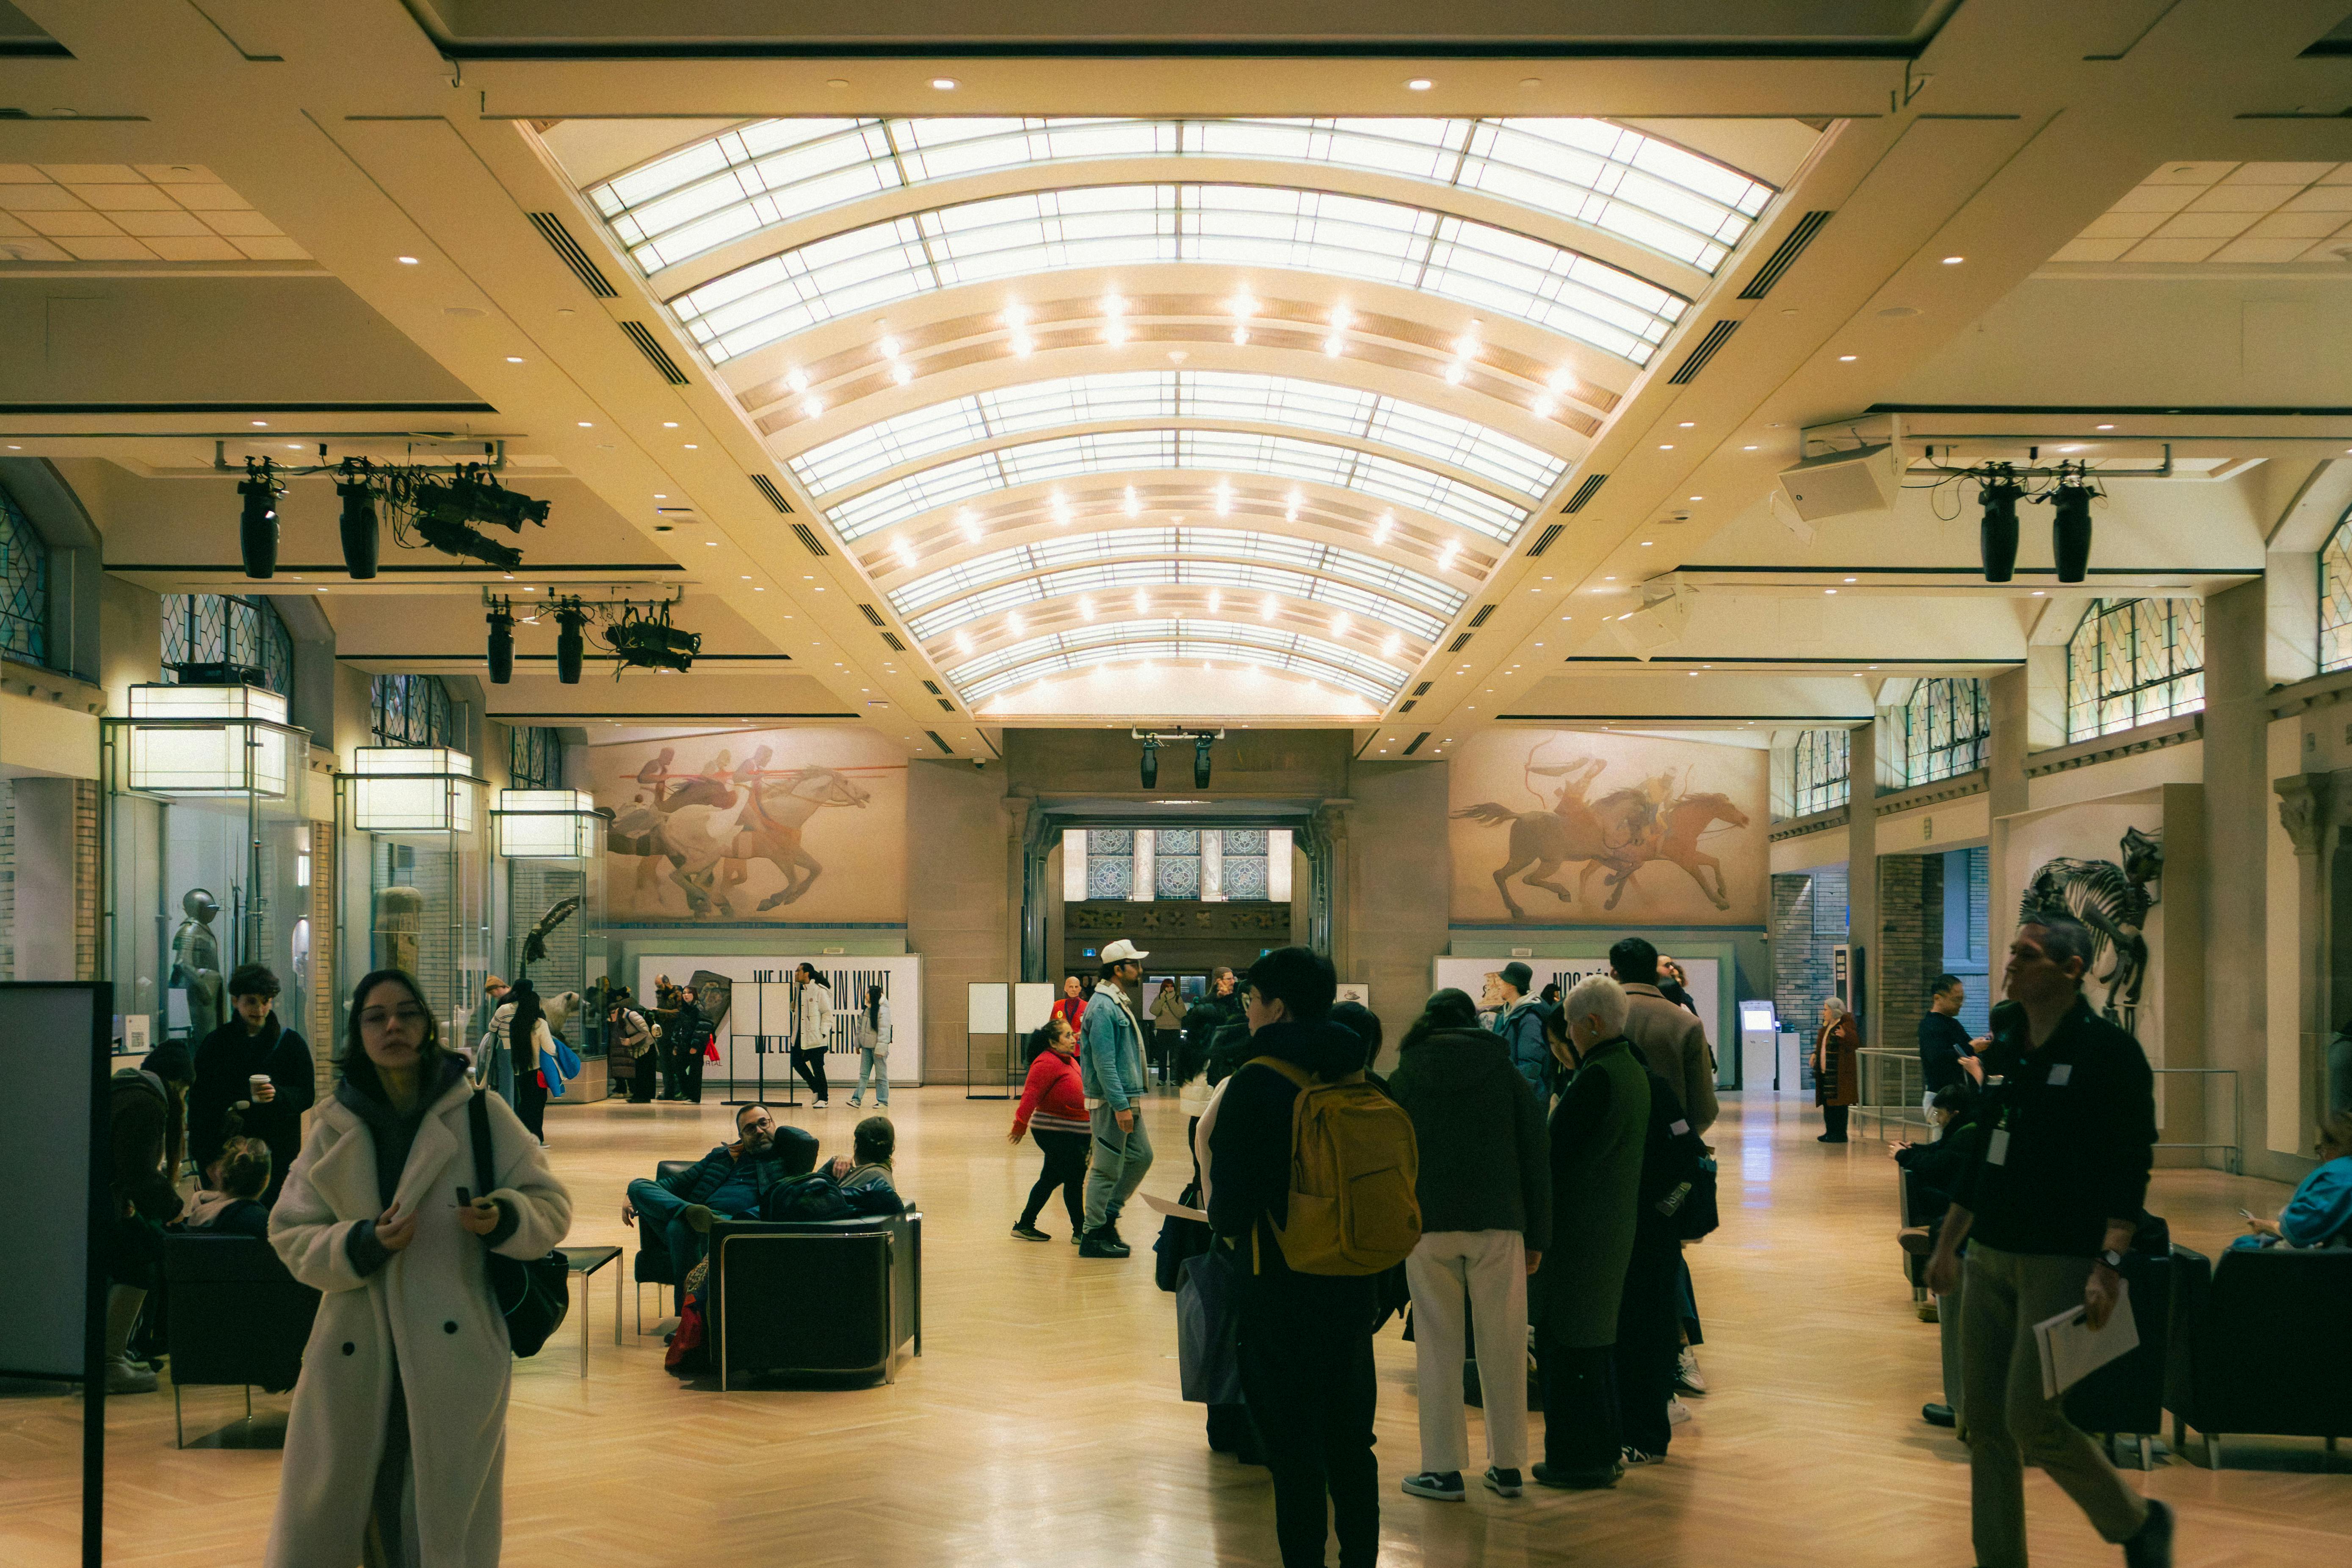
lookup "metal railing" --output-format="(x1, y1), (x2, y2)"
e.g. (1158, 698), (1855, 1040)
(2152, 1067), (2241, 1175)
(1856, 1049), (2241, 1173)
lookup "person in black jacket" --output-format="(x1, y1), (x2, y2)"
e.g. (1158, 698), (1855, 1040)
(1918, 973), (1980, 1108)
(1207, 946), (1382, 1568)
(188, 963), (315, 1207)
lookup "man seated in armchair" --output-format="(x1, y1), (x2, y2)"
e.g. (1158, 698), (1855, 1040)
(625, 1104), (799, 1308)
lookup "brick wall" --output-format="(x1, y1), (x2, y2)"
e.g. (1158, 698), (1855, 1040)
(74, 777), (98, 981)
(1771, 863), (1850, 1089)
(1874, 853), (1945, 1103)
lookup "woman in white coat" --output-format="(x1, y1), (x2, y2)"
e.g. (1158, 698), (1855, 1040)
(847, 983), (893, 1109)
(267, 968), (571, 1568)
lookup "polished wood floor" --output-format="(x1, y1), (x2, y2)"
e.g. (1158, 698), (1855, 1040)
(5, 1088), (2347, 1567)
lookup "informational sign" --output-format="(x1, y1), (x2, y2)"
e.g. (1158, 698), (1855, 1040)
(1013, 982), (1056, 1034)
(966, 982), (1010, 1034)
(637, 954), (923, 1084)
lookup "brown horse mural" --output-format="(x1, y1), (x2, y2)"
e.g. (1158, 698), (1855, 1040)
(609, 748), (877, 917)
(1454, 745), (1751, 920)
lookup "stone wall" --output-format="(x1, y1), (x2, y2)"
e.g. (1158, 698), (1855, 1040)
(905, 758), (1013, 1086)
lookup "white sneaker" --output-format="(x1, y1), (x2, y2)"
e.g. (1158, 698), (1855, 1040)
(1667, 1396), (1693, 1426)
(1675, 1347), (1707, 1394)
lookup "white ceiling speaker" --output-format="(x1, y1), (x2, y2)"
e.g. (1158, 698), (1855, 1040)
(1611, 583), (1692, 661)
(1776, 443), (1894, 521)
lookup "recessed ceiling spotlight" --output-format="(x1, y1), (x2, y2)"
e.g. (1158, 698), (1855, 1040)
(251, 420), (267, 427)
(1678, 421), (1695, 428)
(504, 356), (524, 364)
(1837, 354), (1858, 362)
(396, 256), (418, 265)
(1743, 444), (1759, 451)
(663, 421), (679, 429)
(1942, 255), (1964, 265)
(577, 421), (593, 428)
(1406, 77), (1433, 90)
(1658, 443), (1674, 451)
(2097, 423), (2115, 431)
(931, 77), (958, 90)
(1689, 495), (1703, 501)
(1844, 576), (1857, 583)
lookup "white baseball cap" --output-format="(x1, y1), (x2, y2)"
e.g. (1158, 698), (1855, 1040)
(1100, 939), (1150, 964)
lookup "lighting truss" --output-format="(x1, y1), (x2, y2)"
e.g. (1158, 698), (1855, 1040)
(481, 587), (696, 679)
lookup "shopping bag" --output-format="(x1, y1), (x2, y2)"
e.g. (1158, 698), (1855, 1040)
(1177, 1249), (1244, 1405)
(1153, 1183), (1213, 1293)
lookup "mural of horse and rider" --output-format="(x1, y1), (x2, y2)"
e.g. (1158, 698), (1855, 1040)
(1448, 731), (1768, 924)
(587, 728), (908, 923)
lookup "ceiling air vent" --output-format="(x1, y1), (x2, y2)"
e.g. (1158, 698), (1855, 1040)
(789, 524), (830, 558)
(1446, 632), (1473, 653)
(1401, 731), (1432, 756)
(1526, 523), (1564, 557)
(1398, 700), (1416, 713)
(1736, 210), (1834, 300)
(936, 698), (955, 712)
(617, 321), (689, 385)
(525, 212), (617, 299)
(1561, 473), (1609, 514)
(750, 475), (794, 514)
(1666, 320), (1740, 386)
(925, 730), (954, 755)
(1467, 603), (1497, 628)
(1411, 681), (1432, 697)
(922, 680), (942, 695)
(857, 602), (885, 626)
(882, 632), (906, 651)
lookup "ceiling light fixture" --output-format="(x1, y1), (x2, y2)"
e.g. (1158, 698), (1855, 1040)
(2037, 464), (2102, 584)
(485, 598), (514, 684)
(1976, 463), (2026, 582)
(960, 508), (981, 545)
(1942, 255), (1964, 265)
(786, 369), (809, 394)
(1438, 541), (1459, 574)
(396, 255), (418, 265)
(1124, 484), (1141, 517)
(1374, 512), (1393, 546)
(237, 457), (282, 579)
(931, 77), (958, 90)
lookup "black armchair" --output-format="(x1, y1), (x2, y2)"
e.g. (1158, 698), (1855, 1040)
(630, 1127), (820, 1328)
(705, 1204), (923, 1389)
(161, 1231), (319, 1448)
(2059, 1244), (2186, 1468)
(2166, 1244), (2352, 1468)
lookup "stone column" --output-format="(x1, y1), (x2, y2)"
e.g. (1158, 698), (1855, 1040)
(1985, 666), (2031, 969)
(2203, 581), (2275, 1173)
(2274, 771), (2327, 1173)
(1845, 722), (1879, 1047)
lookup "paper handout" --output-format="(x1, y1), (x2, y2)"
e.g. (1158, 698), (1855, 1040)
(2034, 1278), (2139, 1399)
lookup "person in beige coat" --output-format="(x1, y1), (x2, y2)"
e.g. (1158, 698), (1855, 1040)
(267, 968), (572, 1568)
(1609, 937), (1719, 1136)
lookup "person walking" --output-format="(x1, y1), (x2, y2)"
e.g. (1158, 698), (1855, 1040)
(1150, 978), (1188, 1087)
(847, 984), (893, 1109)
(789, 962), (834, 1107)
(1923, 915), (2173, 1568)
(1078, 940), (1154, 1257)
(1387, 987), (1551, 1502)
(266, 968), (571, 1568)
(1814, 996), (1861, 1143)
(189, 962), (315, 1206)
(1206, 946), (1387, 1568)
(1009, 1017), (1089, 1241)
(1489, 961), (1550, 1101)
(495, 978), (559, 1145)
(1532, 976), (1650, 1490)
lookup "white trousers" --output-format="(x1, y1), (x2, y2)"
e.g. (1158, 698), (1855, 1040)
(1404, 1229), (1530, 1473)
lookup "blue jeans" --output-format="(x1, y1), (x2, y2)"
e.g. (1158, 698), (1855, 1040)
(851, 1049), (890, 1106)
(1083, 1104), (1154, 1234)
(627, 1176), (762, 1309)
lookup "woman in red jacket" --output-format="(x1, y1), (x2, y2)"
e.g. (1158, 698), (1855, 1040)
(1009, 1016), (1089, 1242)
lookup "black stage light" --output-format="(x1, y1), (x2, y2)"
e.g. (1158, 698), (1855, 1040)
(604, 604), (701, 674)
(485, 599), (514, 685)
(1194, 733), (1213, 790)
(1140, 736), (1160, 790)
(1977, 465), (2025, 583)
(238, 460), (279, 579)
(337, 471), (379, 579)
(554, 600), (589, 685)
(457, 471), (551, 532)
(408, 477), (526, 570)
(2045, 478), (2095, 584)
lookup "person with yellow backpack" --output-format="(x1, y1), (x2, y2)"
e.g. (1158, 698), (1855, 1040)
(1206, 947), (1421, 1568)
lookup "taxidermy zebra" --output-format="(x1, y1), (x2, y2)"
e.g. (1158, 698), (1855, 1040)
(2018, 826), (2163, 1039)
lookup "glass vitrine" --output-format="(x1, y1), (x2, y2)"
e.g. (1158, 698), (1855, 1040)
(493, 789), (611, 1099)
(335, 746), (490, 1055)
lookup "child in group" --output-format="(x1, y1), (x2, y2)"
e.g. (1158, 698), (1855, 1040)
(182, 1136), (273, 1238)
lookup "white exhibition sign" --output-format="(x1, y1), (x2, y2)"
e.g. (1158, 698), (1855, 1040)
(637, 953), (923, 1084)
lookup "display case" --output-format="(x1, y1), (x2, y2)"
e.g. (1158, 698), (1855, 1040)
(493, 789), (611, 1101)
(335, 746), (490, 1057)
(102, 683), (315, 1051)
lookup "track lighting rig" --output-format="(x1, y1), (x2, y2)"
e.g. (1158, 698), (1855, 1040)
(1133, 727), (1225, 790)
(1907, 451), (2136, 584)
(480, 588), (698, 684)
(223, 442), (550, 580)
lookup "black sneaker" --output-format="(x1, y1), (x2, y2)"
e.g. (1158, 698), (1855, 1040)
(1402, 1471), (1465, 1501)
(1922, 1403), (1957, 1428)
(1010, 1222), (1050, 1242)
(1483, 1467), (1523, 1497)
(2122, 1499), (2174, 1568)
(1532, 1462), (1620, 1490)
(1078, 1230), (1131, 1258)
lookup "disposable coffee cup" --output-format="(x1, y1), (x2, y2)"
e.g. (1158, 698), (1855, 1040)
(250, 1073), (271, 1096)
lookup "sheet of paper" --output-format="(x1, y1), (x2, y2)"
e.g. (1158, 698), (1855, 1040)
(2034, 1278), (2138, 1399)
(1142, 1192), (1208, 1223)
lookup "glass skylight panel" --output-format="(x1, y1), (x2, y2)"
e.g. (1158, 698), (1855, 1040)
(948, 618), (1404, 704)
(824, 426), (1527, 543)
(585, 116), (1768, 282)
(904, 557), (1447, 643)
(790, 370), (1566, 500)
(668, 184), (1687, 368)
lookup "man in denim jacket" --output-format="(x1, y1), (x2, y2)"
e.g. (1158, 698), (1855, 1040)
(1078, 939), (1154, 1258)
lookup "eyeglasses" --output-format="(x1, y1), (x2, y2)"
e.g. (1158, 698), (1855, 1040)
(357, 1005), (429, 1029)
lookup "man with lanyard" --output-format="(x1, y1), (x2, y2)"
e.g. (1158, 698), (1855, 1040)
(1078, 938), (1154, 1258)
(1923, 914), (2172, 1568)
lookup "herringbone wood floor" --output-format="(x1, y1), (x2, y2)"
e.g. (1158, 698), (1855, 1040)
(4, 1088), (2346, 1567)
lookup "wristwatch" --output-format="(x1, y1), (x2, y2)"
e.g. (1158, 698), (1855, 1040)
(2098, 1248), (2126, 1270)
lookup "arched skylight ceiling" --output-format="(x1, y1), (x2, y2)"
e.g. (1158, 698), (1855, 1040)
(669, 184), (1689, 368)
(788, 370), (1569, 501)
(905, 558), (1448, 645)
(889, 526), (1463, 618)
(947, 618), (1404, 705)
(589, 118), (1772, 279)
(826, 427), (1529, 544)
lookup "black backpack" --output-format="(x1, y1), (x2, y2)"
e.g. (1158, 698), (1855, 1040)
(1638, 1072), (1720, 1242)
(759, 1172), (854, 1223)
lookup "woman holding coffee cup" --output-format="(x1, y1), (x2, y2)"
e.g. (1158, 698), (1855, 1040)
(189, 962), (316, 1206)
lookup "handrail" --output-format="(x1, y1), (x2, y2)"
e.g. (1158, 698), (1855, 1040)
(1855, 1049), (2240, 1174)
(2151, 1067), (2241, 1175)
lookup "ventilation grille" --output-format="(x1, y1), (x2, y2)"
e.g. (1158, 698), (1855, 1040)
(882, 632), (906, 652)
(936, 698), (955, 712)
(1666, 320), (1741, 386)
(1562, 474), (1609, 514)
(749, 475), (794, 514)
(1526, 523), (1565, 556)
(857, 602), (885, 626)
(525, 212), (617, 298)
(615, 321), (689, 384)
(1468, 603), (1497, 628)
(922, 680), (942, 695)
(1398, 699), (1416, 713)
(1736, 210), (1834, 300)
(925, 730), (954, 755)
(1411, 681), (1432, 697)
(1446, 632), (1472, 653)
(789, 524), (829, 557)
(1401, 731), (1432, 756)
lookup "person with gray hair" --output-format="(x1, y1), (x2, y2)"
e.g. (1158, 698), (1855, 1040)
(1813, 994), (1860, 1144)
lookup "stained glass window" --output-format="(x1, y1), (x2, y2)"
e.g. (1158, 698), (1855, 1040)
(160, 593), (294, 697)
(1900, 679), (1991, 786)
(2322, 514), (2352, 672)
(0, 480), (46, 667)
(509, 725), (563, 789)
(2065, 598), (2204, 742)
(1791, 729), (1851, 817)
(370, 673), (455, 748)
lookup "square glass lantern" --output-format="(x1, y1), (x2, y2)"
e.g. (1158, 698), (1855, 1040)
(495, 789), (612, 1100)
(335, 747), (490, 1054)
(102, 685), (313, 1048)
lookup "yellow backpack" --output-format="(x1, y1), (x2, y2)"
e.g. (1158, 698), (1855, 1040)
(1247, 1056), (1422, 1276)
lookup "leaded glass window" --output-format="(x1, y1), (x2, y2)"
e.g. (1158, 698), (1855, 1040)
(2065, 598), (2204, 742)
(509, 725), (562, 788)
(370, 673), (455, 748)
(0, 481), (46, 667)
(2322, 515), (2352, 673)
(160, 593), (294, 697)
(1791, 729), (1850, 817)
(1086, 828), (1134, 899)
(1901, 678), (1991, 786)
(1220, 828), (1272, 900)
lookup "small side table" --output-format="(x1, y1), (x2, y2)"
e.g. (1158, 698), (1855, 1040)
(558, 1245), (625, 1378)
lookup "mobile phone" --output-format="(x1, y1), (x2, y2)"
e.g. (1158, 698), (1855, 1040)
(2236, 1208), (2255, 1220)
(456, 1186), (472, 1206)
